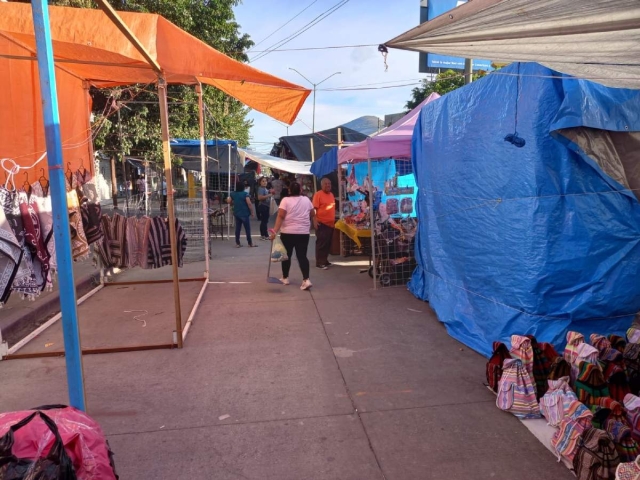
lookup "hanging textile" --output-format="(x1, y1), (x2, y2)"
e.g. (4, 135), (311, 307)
(0, 206), (22, 305)
(148, 217), (187, 269)
(0, 187), (40, 299)
(125, 216), (153, 269)
(80, 202), (103, 246)
(66, 190), (89, 261)
(18, 190), (49, 291)
(31, 182), (56, 279)
(96, 213), (128, 269)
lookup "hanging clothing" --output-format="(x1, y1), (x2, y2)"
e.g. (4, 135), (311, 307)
(147, 217), (187, 269)
(67, 190), (89, 261)
(97, 213), (128, 269)
(0, 207), (23, 305)
(0, 187), (40, 299)
(76, 168), (100, 204)
(31, 182), (56, 279)
(126, 216), (151, 269)
(18, 190), (49, 292)
(80, 202), (103, 246)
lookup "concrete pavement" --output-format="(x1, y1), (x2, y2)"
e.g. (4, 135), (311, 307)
(0, 235), (573, 479)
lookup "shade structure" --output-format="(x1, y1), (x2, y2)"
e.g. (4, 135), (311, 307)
(385, 0), (640, 89)
(338, 93), (440, 164)
(171, 139), (243, 174)
(0, 3), (310, 178)
(239, 149), (313, 175)
(271, 126), (368, 162)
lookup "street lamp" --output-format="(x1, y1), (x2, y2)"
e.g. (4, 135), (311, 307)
(289, 68), (341, 133)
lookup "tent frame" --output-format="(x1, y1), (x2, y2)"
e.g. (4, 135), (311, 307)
(0, 0), (254, 409)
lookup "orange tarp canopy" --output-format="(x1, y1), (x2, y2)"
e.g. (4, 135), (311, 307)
(0, 3), (310, 177)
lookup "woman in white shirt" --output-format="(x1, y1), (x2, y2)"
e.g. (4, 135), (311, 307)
(269, 182), (317, 290)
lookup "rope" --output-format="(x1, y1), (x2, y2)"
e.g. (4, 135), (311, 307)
(1, 153), (48, 191)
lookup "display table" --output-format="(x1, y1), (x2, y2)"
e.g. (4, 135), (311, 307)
(335, 219), (371, 248)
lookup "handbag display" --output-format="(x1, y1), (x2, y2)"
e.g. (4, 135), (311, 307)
(540, 376), (578, 427)
(386, 198), (399, 215)
(496, 358), (541, 419)
(400, 197), (413, 214)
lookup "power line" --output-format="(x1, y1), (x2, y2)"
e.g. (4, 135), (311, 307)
(250, 0), (320, 50)
(251, 0), (351, 63)
(247, 43), (378, 53)
(320, 82), (422, 92)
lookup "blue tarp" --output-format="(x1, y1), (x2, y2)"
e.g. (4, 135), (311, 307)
(311, 147), (338, 177)
(409, 62), (640, 357)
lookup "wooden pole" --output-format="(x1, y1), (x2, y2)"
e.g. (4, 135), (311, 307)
(310, 137), (317, 194)
(196, 84), (210, 277)
(158, 77), (183, 348)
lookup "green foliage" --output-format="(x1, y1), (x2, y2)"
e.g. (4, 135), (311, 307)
(48, 0), (254, 163)
(405, 69), (486, 110)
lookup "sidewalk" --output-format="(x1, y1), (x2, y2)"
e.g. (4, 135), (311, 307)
(0, 236), (573, 479)
(0, 260), (100, 347)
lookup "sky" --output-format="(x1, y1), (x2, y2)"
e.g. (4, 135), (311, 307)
(234, 0), (425, 153)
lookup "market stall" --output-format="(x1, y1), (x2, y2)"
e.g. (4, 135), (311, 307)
(0, 1), (309, 408)
(335, 93), (440, 289)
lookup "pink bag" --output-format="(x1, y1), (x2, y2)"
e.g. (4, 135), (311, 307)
(0, 405), (117, 479)
(510, 335), (535, 391)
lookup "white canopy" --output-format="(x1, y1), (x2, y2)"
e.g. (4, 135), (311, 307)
(239, 148), (313, 175)
(385, 0), (640, 89)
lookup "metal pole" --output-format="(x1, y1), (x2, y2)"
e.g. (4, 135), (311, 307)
(31, 0), (86, 411)
(368, 158), (376, 290)
(196, 84), (210, 277)
(118, 106), (129, 212)
(227, 144), (232, 240)
(312, 85), (316, 133)
(144, 159), (149, 215)
(158, 77), (183, 348)
(337, 128), (344, 257)
(464, 58), (473, 85)
(310, 138), (317, 195)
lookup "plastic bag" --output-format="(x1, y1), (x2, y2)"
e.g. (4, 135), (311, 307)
(0, 411), (77, 480)
(269, 197), (278, 216)
(271, 236), (288, 262)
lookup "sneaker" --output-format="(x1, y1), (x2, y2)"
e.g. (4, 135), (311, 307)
(249, 244), (258, 247)
(300, 279), (313, 290)
(235, 244), (242, 248)
(316, 265), (328, 270)
(280, 277), (290, 285)
(324, 262), (332, 267)
(260, 236), (269, 241)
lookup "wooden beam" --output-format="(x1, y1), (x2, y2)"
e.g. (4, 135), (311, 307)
(94, 0), (162, 73)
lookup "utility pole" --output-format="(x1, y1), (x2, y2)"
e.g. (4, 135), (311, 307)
(464, 58), (473, 85)
(289, 68), (341, 133)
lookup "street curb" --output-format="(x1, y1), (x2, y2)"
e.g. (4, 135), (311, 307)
(2, 273), (100, 347)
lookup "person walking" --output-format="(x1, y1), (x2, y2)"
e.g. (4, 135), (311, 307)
(312, 177), (336, 269)
(271, 172), (284, 205)
(269, 181), (316, 290)
(227, 181), (257, 248)
(256, 176), (273, 240)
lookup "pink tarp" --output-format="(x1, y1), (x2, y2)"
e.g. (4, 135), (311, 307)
(338, 93), (440, 164)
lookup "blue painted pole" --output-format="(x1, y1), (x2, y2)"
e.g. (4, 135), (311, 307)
(31, 0), (86, 411)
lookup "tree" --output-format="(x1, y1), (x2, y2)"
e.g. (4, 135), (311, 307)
(44, 0), (255, 164)
(405, 69), (486, 110)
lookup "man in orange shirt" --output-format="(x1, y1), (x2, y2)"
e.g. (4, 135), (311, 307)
(312, 177), (336, 269)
